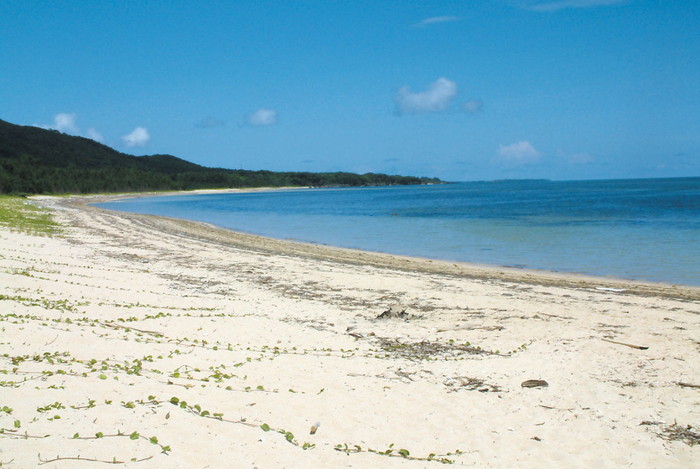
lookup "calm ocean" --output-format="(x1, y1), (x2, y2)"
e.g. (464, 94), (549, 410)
(96, 178), (700, 286)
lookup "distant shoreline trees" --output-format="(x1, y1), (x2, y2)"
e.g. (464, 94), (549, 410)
(0, 119), (441, 195)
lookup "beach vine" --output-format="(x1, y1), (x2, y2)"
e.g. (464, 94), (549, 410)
(334, 442), (465, 464)
(0, 196), (61, 236)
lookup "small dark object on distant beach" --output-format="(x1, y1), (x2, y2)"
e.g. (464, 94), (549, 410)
(377, 306), (408, 319)
(521, 379), (549, 388)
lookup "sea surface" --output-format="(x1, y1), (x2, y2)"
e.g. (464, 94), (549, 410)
(96, 178), (700, 286)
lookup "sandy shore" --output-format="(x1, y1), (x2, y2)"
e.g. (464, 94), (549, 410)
(1, 194), (698, 467)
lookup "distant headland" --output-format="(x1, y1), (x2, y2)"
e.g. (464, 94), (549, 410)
(0, 119), (441, 195)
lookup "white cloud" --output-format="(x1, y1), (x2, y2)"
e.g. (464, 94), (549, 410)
(86, 128), (104, 143)
(53, 112), (79, 134)
(121, 127), (150, 147)
(396, 77), (457, 114)
(246, 108), (278, 126)
(35, 112), (78, 134)
(463, 99), (483, 113)
(498, 141), (541, 164)
(518, 0), (627, 12)
(414, 16), (461, 27)
(34, 113), (108, 142)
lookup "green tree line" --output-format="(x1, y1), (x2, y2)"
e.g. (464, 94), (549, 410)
(0, 119), (441, 194)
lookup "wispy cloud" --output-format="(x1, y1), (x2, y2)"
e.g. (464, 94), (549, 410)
(246, 108), (278, 126)
(463, 99), (484, 113)
(86, 128), (104, 143)
(517, 0), (628, 12)
(35, 112), (79, 134)
(396, 77), (457, 114)
(35, 112), (105, 142)
(121, 127), (150, 147)
(498, 140), (541, 164)
(195, 116), (226, 128)
(52, 112), (79, 134)
(414, 16), (461, 28)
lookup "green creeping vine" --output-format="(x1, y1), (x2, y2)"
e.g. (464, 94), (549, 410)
(259, 422), (315, 450)
(334, 443), (464, 464)
(165, 396), (317, 450)
(71, 430), (171, 454)
(38, 454), (154, 465)
(25, 429), (170, 464)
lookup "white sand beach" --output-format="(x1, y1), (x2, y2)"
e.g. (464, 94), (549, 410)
(1, 194), (698, 468)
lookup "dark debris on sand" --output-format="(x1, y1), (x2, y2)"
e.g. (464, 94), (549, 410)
(376, 337), (495, 361)
(640, 421), (700, 446)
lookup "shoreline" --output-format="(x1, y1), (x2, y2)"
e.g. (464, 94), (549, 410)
(57, 191), (700, 301)
(1, 193), (698, 467)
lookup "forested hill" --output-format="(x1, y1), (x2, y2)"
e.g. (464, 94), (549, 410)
(0, 119), (441, 194)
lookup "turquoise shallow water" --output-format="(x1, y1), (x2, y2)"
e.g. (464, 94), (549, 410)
(96, 178), (700, 286)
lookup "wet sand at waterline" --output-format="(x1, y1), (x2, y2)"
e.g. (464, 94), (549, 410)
(1, 193), (698, 467)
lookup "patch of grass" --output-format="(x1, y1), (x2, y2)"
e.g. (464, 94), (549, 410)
(0, 196), (60, 236)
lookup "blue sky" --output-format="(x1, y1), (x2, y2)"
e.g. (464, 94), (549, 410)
(1, 0), (698, 181)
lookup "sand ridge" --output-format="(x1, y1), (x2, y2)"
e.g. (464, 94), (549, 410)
(0, 194), (698, 467)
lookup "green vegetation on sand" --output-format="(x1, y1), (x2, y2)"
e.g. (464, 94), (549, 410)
(0, 196), (60, 235)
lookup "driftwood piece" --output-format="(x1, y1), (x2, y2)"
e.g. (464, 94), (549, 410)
(521, 379), (548, 388)
(677, 382), (700, 389)
(601, 338), (648, 350)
